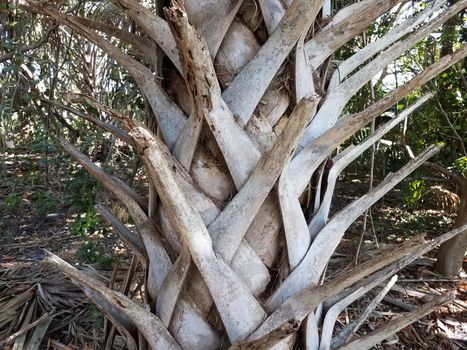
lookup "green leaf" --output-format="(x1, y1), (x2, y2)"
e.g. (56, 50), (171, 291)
(2, 64), (17, 74)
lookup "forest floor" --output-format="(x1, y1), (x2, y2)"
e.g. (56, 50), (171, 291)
(0, 147), (466, 349)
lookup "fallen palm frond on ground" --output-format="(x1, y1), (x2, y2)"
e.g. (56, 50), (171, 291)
(0, 262), (141, 350)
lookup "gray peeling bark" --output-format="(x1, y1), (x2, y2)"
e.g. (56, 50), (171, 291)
(129, 126), (267, 343)
(222, 0), (324, 125)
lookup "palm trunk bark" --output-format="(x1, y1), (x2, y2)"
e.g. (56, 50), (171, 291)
(19, 0), (467, 348)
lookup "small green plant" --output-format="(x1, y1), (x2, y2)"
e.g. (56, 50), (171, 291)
(36, 191), (56, 215)
(78, 240), (113, 267)
(87, 304), (105, 329)
(455, 156), (467, 177)
(3, 193), (21, 211)
(69, 210), (103, 237)
(66, 169), (107, 238)
(401, 178), (427, 207)
(65, 168), (97, 212)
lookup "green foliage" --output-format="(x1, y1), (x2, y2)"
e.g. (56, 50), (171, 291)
(65, 169), (106, 237)
(32, 140), (58, 153)
(36, 191), (56, 215)
(78, 240), (113, 267)
(455, 156), (467, 177)
(18, 158), (35, 171)
(65, 168), (97, 212)
(1, 64), (18, 74)
(382, 206), (453, 238)
(87, 304), (105, 329)
(3, 193), (21, 211)
(401, 178), (427, 206)
(70, 210), (104, 237)
(64, 165), (111, 238)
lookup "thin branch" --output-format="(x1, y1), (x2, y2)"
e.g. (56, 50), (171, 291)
(331, 276), (399, 348)
(44, 97), (135, 146)
(71, 16), (159, 64)
(433, 93), (467, 156)
(398, 109), (464, 185)
(337, 292), (455, 350)
(328, 0), (446, 89)
(58, 138), (147, 225)
(114, 0), (182, 71)
(308, 93), (433, 238)
(302, 0), (467, 146)
(304, 0), (404, 69)
(29, 4), (186, 148)
(0, 312), (55, 348)
(319, 284), (370, 350)
(58, 138), (171, 299)
(424, 161), (463, 185)
(0, 24), (57, 63)
(95, 204), (144, 259)
(249, 224), (467, 341)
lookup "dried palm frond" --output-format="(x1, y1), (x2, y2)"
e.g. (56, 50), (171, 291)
(0, 263), (129, 350)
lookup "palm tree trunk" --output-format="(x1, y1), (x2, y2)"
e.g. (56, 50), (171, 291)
(20, 0), (467, 348)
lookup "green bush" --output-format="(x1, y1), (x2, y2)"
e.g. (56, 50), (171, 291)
(65, 168), (97, 212)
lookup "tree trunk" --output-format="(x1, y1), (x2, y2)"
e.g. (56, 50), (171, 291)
(436, 179), (467, 276)
(16, 0), (467, 348)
